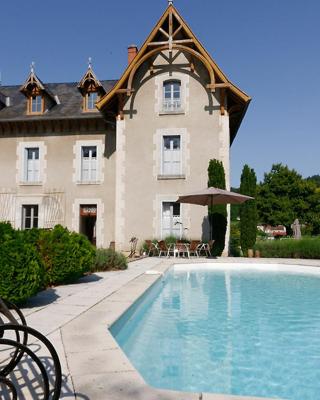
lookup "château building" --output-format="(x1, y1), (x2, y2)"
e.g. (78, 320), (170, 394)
(0, 3), (250, 252)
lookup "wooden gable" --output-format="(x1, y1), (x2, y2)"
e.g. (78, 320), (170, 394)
(96, 3), (251, 142)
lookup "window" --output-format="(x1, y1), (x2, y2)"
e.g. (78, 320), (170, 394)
(162, 202), (181, 238)
(163, 80), (181, 112)
(28, 95), (43, 114)
(25, 147), (40, 182)
(22, 205), (39, 229)
(162, 135), (181, 175)
(81, 146), (97, 182)
(84, 91), (98, 111)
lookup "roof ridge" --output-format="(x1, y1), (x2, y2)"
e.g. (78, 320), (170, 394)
(0, 79), (118, 89)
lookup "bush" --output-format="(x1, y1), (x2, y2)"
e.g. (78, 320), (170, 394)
(39, 225), (95, 285)
(92, 248), (127, 272)
(164, 235), (177, 246)
(0, 221), (15, 243)
(254, 238), (320, 259)
(0, 230), (44, 304)
(229, 222), (241, 257)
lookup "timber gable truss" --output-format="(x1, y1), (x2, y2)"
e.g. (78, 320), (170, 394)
(96, 3), (251, 142)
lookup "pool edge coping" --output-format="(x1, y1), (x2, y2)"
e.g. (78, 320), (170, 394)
(61, 257), (320, 400)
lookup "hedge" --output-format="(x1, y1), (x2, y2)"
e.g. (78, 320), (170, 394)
(254, 238), (320, 259)
(0, 223), (96, 304)
(39, 225), (95, 286)
(0, 230), (44, 304)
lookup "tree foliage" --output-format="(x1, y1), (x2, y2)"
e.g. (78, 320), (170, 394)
(208, 159), (227, 256)
(240, 165), (257, 255)
(257, 164), (320, 234)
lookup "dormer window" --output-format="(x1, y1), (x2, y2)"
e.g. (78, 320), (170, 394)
(78, 60), (105, 113)
(29, 94), (43, 114)
(84, 91), (99, 112)
(20, 66), (56, 115)
(163, 80), (181, 112)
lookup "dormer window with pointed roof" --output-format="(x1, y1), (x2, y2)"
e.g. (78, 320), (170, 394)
(78, 59), (105, 113)
(20, 63), (56, 115)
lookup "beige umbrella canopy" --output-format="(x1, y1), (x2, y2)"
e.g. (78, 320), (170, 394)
(177, 187), (253, 206)
(177, 187), (254, 240)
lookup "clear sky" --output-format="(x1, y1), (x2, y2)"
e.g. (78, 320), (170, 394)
(1, 0), (319, 186)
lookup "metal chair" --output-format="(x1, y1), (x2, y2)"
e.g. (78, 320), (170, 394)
(144, 240), (159, 256)
(0, 297), (62, 399)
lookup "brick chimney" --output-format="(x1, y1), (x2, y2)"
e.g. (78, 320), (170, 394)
(128, 45), (138, 64)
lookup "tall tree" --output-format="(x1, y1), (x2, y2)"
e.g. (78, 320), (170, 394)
(240, 165), (257, 255)
(257, 164), (320, 234)
(208, 159), (227, 256)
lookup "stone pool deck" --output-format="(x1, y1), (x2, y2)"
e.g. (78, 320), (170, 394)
(18, 257), (320, 399)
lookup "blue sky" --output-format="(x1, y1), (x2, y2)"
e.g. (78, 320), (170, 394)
(1, 0), (319, 186)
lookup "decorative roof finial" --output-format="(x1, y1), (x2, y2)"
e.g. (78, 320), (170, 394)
(30, 61), (35, 74)
(168, 0), (173, 5)
(88, 57), (92, 69)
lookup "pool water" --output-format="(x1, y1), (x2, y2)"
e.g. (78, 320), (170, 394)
(110, 265), (320, 399)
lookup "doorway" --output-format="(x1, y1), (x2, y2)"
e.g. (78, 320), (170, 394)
(79, 204), (97, 245)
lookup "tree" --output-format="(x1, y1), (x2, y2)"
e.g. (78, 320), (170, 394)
(306, 175), (320, 187)
(257, 164), (320, 234)
(208, 159), (227, 256)
(240, 165), (257, 255)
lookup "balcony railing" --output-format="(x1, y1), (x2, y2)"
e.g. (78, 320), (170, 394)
(162, 99), (182, 113)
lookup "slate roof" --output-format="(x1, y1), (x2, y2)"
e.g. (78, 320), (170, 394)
(0, 80), (117, 122)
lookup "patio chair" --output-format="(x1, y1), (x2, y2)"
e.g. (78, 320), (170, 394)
(145, 240), (159, 256)
(188, 240), (201, 257)
(175, 241), (190, 258)
(158, 240), (173, 257)
(0, 297), (62, 399)
(128, 237), (138, 258)
(198, 239), (215, 257)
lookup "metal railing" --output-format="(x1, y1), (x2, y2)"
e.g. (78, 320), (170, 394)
(162, 99), (182, 112)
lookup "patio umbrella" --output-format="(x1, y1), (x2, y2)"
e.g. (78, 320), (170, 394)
(176, 187), (253, 239)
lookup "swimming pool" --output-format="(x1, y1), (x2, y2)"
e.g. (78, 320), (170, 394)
(110, 263), (320, 399)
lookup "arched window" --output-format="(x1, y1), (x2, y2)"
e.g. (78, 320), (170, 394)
(163, 80), (181, 112)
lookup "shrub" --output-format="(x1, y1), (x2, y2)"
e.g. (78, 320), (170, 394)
(0, 231), (44, 304)
(164, 235), (177, 246)
(0, 222), (15, 243)
(208, 159), (227, 256)
(92, 248), (127, 272)
(240, 164), (257, 255)
(39, 225), (95, 285)
(254, 238), (320, 259)
(229, 222), (241, 257)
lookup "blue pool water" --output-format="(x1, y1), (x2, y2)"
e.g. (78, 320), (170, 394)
(110, 265), (320, 399)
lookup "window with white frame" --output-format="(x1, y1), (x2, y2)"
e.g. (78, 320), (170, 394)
(162, 135), (181, 175)
(25, 147), (40, 182)
(21, 205), (39, 229)
(162, 202), (181, 238)
(163, 80), (181, 112)
(81, 146), (97, 182)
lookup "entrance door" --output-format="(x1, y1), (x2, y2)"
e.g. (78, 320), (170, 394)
(162, 202), (181, 238)
(79, 204), (97, 245)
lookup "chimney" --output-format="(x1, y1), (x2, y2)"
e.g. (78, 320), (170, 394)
(128, 45), (138, 65)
